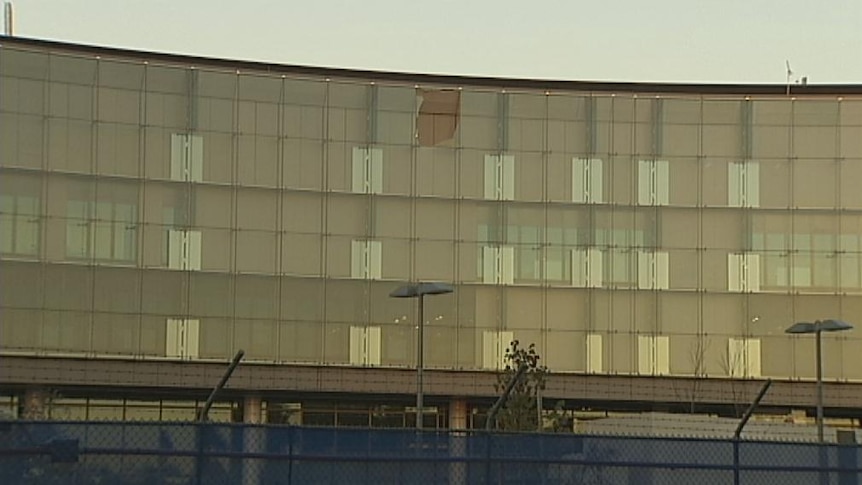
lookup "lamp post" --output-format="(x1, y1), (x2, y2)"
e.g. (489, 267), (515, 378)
(785, 319), (854, 442)
(390, 282), (454, 429)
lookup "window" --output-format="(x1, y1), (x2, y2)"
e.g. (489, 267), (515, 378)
(482, 246), (514, 284)
(755, 231), (852, 292)
(571, 248), (603, 288)
(167, 229), (202, 270)
(352, 147), (383, 194)
(572, 158), (603, 203)
(508, 225), (540, 282)
(840, 253), (862, 291)
(638, 335), (669, 375)
(170, 134), (203, 182)
(66, 201), (137, 262)
(637, 251), (670, 290)
(351, 240), (382, 279)
(728, 253), (761, 292)
(605, 249), (636, 287)
(637, 160), (669, 205)
(544, 247), (568, 282)
(482, 330), (514, 370)
(349, 326), (381, 366)
(586, 333), (603, 373)
(728, 161), (760, 207)
(166, 319), (200, 359)
(0, 194), (39, 256)
(545, 226), (581, 283)
(727, 338), (761, 378)
(484, 154), (515, 200)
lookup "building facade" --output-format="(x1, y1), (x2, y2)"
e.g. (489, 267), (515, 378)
(1, 37), (861, 425)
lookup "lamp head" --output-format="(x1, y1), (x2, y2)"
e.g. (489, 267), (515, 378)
(785, 320), (853, 334)
(390, 282), (454, 298)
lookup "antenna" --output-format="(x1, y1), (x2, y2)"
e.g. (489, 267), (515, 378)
(785, 60), (793, 96)
(3, 1), (12, 36)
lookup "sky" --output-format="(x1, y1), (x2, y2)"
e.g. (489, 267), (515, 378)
(6, 0), (862, 84)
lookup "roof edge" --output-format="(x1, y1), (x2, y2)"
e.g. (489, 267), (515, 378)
(2, 35), (861, 96)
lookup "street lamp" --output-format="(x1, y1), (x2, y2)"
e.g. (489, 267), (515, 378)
(390, 282), (454, 429)
(785, 319), (854, 442)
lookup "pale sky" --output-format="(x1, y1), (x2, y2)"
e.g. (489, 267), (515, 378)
(7, 0), (862, 84)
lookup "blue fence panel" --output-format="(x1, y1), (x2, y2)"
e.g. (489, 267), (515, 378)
(1, 421), (861, 484)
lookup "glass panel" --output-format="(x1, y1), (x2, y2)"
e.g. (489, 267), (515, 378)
(282, 232), (321, 276)
(199, 227), (231, 272)
(702, 210), (744, 250)
(43, 310), (91, 353)
(328, 93), (367, 143)
(0, 48), (50, 80)
(188, 272), (232, 317)
(199, 131), (233, 183)
(416, 147), (456, 197)
(414, 199), (454, 241)
(234, 319), (277, 361)
(661, 209), (698, 249)
(839, 159), (862, 209)
(235, 274), (278, 318)
(667, 249), (699, 290)
(236, 230), (277, 274)
(97, 87), (140, 124)
(198, 318), (231, 359)
(92, 312), (139, 355)
(374, 197), (411, 239)
(0, 308), (41, 351)
(238, 72), (280, 101)
(379, 144), (411, 195)
(414, 240), (454, 282)
(65, 200), (90, 259)
(700, 158), (729, 207)
(93, 267), (140, 313)
(139, 269), (186, 315)
(793, 159), (837, 208)
(237, 135), (279, 187)
(2, 77), (46, 115)
(327, 193), (368, 236)
(145, 64), (188, 94)
(279, 320), (322, 363)
(280, 277), (323, 322)
(1, 113), (45, 170)
(50, 82), (94, 120)
(283, 138), (323, 190)
(377, 110), (414, 146)
(195, 186), (232, 229)
(96, 122), (140, 177)
(235, 188), (277, 231)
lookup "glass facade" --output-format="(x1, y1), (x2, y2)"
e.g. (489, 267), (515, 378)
(1, 43), (862, 385)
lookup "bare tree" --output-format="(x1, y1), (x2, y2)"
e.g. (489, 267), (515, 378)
(719, 341), (746, 417)
(671, 337), (710, 414)
(493, 340), (547, 431)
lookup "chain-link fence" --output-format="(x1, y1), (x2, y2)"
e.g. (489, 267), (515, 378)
(1, 420), (860, 484)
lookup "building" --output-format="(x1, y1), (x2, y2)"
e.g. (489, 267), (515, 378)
(1, 36), (862, 429)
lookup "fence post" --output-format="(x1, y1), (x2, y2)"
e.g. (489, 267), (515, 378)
(195, 422), (205, 485)
(733, 438), (740, 485)
(484, 432), (492, 485)
(733, 380), (772, 485)
(819, 443), (829, 485)
(287, 426), (293, 485)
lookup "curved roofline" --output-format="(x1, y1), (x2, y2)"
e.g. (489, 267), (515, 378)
(2, 35), (861, 96)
